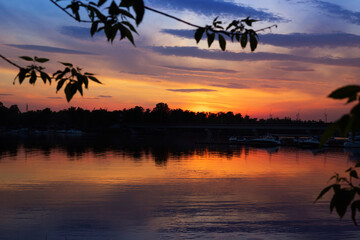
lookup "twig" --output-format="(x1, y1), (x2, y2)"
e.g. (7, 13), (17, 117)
(145, 6), (277, 34)
(49, 1), (277, 35)
(49, 0), (91, 23)
(0, 54), (21, 69)
(255, 24), (278, 33)
(144, 6), (201, 29)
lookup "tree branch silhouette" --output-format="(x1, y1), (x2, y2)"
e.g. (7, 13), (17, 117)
(143, 6), (201, 29)
(144, 6), (277, 34)
(0, 54), (21, 69)
(49, 0), (92, 23)
(48, 0), (277, 49)
(1, 0), (279, 102)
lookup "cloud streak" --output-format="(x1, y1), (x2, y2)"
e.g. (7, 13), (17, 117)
(261, 84), (280, 89)
(162, 29), (360, 48)
(47, 97), (62, 99)
(152, 46), (360, 67)
(210, 83), (249, 89)
(272, 65), (315, 72)
(261, 33), (360, 48)
(166, 88), (216, 93)
(313, 0), (360, 25)
(98, 95), (113, 98)
(161, 65), (238, 73)
(84, 97), (100, 99)
(147, 0), (284, 22)
(60, 26), (94, 40)
(6, 44), (96, 55)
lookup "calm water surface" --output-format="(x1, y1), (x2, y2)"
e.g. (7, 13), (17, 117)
(0, 138), (360, 239)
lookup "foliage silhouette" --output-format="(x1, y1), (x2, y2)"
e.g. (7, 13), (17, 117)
(315, 85), (360, 225)
(315, 164), (360, 225)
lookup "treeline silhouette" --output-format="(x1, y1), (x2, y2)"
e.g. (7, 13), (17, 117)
(0, 102), (325, 132)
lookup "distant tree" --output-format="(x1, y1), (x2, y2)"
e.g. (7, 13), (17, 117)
(152, 102), (170, 122)
(123, 106), (144, 122)
(244, 115), (250, 122)
(153, 103), (170, 113)
(9, 105), (20, 115)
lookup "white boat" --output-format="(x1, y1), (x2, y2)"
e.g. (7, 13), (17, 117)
(56, 129), (84, 135)
(301, 136), (327, 148)
(248, 135), (280, 146)
(344, 135), (360, 148)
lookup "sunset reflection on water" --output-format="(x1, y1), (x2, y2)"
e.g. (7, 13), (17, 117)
(0, 144), (359, 239)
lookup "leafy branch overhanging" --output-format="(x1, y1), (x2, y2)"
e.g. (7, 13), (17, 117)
(1, 0), (277, 101)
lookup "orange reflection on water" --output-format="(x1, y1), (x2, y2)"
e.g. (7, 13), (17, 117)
(0, 146), (352, 188)
(0, 145), (358, 240)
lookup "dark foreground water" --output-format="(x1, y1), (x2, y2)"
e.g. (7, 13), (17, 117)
(0, 137), (360, 239)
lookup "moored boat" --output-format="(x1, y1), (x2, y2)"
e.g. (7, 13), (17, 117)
(280, 137), (303, 146)
(301, 136), (325, 148)
(344, 135), (360, 148)
(248, 135), (280, 147)
(229, 136), (247, 144)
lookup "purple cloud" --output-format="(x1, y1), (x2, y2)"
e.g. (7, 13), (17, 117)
(273, 65), (315, 72)
(161, 65), (238, 74)
(313, 0), (360, 25)
(152, 46), (360, 67)
(147, 0), (284, 22)
(161, 29), (360, 48)
(7, 44), (96, 55)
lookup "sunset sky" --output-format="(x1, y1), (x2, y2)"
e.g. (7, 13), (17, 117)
(0, 0), (359, 121)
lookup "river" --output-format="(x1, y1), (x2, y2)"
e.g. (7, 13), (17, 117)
(0, 136), (359, 239)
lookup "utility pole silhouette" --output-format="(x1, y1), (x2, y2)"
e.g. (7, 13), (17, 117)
(324, 111), (328, 123)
